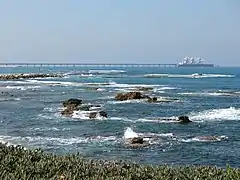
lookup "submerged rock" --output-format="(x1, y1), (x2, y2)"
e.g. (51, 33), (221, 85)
(147, 97), (158, 103)
(136, 87), (154, 91)
(196, 136), (225, 141)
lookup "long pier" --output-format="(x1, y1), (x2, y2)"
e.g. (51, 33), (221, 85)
(0, 63), (177, 68)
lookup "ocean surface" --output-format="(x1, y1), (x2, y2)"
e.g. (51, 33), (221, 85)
(0, 66), (240, 167)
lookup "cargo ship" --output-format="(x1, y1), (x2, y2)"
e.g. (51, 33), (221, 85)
(177, 57), (214, 67)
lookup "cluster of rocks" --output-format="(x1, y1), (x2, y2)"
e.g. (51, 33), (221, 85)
(0, 73), (61, 80)
(0, 92), (14, 97)
(115, 92), (146, 101)
(114, 91), (175, 103)
(124, 116), (191, 148)
(61, 98), (107, 119)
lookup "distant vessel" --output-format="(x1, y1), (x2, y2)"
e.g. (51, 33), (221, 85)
(177, 57), (214, 67)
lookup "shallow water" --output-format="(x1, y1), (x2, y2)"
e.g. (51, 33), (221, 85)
(0, 66), (240, 167)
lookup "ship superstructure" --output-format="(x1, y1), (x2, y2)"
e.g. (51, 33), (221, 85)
(178, 57), (214, 67)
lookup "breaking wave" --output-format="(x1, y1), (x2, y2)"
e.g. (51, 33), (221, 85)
(144, 73), (235, 78)
(189, 107), (240, 121)
(180, 135), (228, 142)
(88, 70), (126, 74)
(0, 135), (117, 146)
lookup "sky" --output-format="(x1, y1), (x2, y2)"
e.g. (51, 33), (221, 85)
(0, 0), (239, 66)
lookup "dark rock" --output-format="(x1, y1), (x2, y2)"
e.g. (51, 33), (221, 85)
(63, 98), (82, 107)
(178, 116), (192, 123)
(89, 111), (107, 119)
(61, 108), (75, 116)
(99, 111), (107, 118)
(125, 137), (150, 148)
(129, 137), (144, 144)
(115, 92), (144, 101)
(89, 112), (97, 119)
(147, 97), (158, 103)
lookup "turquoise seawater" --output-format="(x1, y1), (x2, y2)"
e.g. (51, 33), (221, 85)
(0, 66), (239, 167)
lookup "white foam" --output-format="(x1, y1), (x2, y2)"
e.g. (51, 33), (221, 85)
(179, 91), (240, 97)
(29, 127), (70, 132)
(124, 127), (138, 139)
(0, 80), (32, 84)
(26, 79), (115, 87)
(80, 73), (93, 77)
(138, 132), (174, 137)
(154, 87), (178, 91)
(0, 135), (117, 146)
(88, 70), (126, 74)
(180, 135), (228, 142)
(137, 117), (177, 123)
(96, 88), (106, 92)
(6, 85), (41, 91)
(71, 110), (106, 120)
(107, 99), (144, 104)
(109, 117), (133, 122)
(107, 82), (162, 88)
(43, 107), (56, 112)
(144, 73), (235, 78)
(190, 107), (240, 121)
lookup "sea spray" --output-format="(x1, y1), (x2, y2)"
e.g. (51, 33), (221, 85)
(124, 127), (138, 139)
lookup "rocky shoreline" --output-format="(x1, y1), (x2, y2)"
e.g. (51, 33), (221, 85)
(0, 73), (62, 80)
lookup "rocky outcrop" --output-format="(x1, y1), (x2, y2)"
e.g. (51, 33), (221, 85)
(61, 99), (107, 119)
(125, 137), (149, 148)
(129, 137), (144, 144)
(63, 98), (82, 107)
(0, 73), (61, 80)
(115, 92), (145, 101)
(114, 91), (179, 103)
(177, 116), (192, 123)
(61, 98), (83, 116)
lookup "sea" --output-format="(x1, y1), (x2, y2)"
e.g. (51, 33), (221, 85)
(0, 66), (239, 167)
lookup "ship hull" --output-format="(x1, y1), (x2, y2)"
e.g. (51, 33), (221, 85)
(178, 64), (214, 67)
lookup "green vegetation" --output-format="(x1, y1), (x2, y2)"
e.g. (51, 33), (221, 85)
(0, 143), (239, 180)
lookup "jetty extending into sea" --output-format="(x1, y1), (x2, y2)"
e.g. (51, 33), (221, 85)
(0, 63), (177, 68)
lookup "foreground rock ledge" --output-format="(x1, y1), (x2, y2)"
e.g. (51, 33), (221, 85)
(0, 73), (62, 80)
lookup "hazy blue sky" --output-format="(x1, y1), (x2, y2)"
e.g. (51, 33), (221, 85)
(0, 0), (239, 66)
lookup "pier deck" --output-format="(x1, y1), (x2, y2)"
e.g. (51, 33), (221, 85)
(0, 63), (177, 68)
